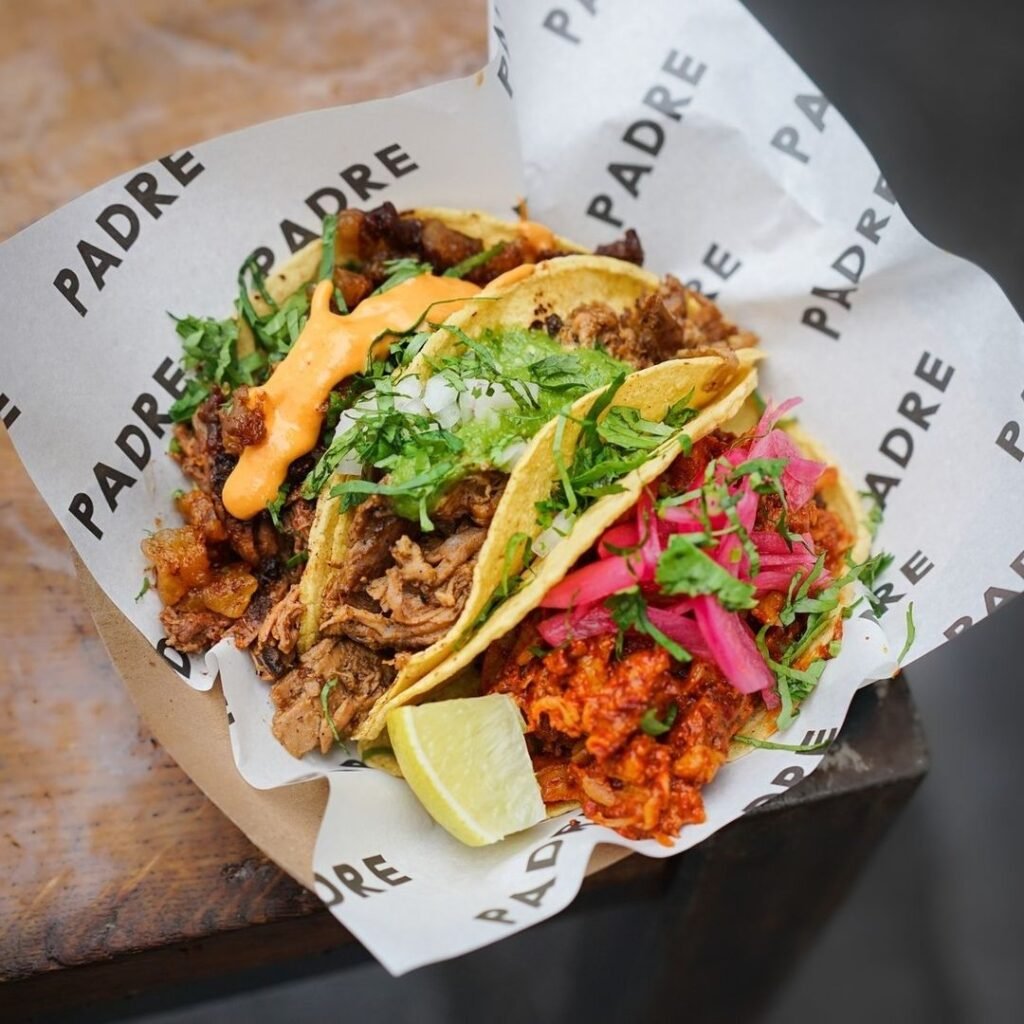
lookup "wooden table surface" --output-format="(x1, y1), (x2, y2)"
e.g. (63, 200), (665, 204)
(0, 0), (487, 995)
(0, 4), (928, 1020)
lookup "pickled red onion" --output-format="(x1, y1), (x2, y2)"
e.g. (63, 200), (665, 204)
(692, 595), (775, 694)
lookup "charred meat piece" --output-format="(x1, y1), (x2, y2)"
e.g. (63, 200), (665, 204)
(270, 638), (395, 757)
(420, 218), (483, 271)
(160, 602), (233, 653)
(431, 471), (507, 528)
(594, 228), (644, 266)
(220, 387), (266, 455)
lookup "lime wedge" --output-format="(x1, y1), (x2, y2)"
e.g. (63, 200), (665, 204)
(387, 694), (546, 846)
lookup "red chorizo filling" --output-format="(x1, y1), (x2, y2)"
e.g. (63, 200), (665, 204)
(483, 411), (867, 844)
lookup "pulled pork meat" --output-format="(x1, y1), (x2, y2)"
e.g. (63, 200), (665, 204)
(559, 274), (757, 368)
(319, 473), (505, 652)
(271, 638), (396, 757)
(485, 629), (756, 844)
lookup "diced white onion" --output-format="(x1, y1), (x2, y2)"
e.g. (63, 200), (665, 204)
(532, 511), (575, 559)
(494, 440), (528, 471)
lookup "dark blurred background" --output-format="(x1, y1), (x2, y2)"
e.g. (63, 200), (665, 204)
(100, 1), (1024, 1020)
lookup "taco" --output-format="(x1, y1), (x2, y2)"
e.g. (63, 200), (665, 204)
(140, 202), (760, 760)
(456, 398), (874, 843)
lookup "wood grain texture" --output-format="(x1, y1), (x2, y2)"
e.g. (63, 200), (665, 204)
(0, 0), (486, 987)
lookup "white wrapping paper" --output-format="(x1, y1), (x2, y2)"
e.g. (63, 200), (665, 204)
(2, 0), (1021, 974)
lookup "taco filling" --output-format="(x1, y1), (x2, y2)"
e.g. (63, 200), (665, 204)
(141, 203), (758, 759)
(480, 399), (878, 844)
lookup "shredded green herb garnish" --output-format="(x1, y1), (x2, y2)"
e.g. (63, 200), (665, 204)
(898, 602), (916, 664)
(443, 242), (506, 279)
(266, 483), (290, 529)
(640, 703), (678, 737)
(607, 589), (691, 662)
(732, 734), (832, 753)
(372, 257), (433, 295)
(320, 678), (342, 744)
(285, 550), (309, 569)
(135, 577), (151, 601)
(655, 535), (757, 611)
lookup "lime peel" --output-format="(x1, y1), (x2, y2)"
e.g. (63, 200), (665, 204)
(387, 694), (545, 846)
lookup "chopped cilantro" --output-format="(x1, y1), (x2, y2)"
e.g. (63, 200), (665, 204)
(732, 734), (832, 753)
(607, 589), (691, 662)
(168, 435), (182, 454)
(266, 484), (290, 529)
(285, 550), (309, 569)
(501, 532), (534, 598)
(372, 257), (433, 295)
(858, 490), (884, 540)
(320, 678), (342, 745)
(898, 602), (916, 664)
(443, 242), (506, 279)
(655, 535), (757, 611)
(135, 577), (151, 601)
(640, 703), (678, 737)
(318, 213), (338, 281)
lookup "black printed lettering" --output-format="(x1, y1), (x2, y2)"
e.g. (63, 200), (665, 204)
(770, 126), (810, 163)
(864, 472), (899, 508)
(159, 150), (205, 187)
(1011, 549), (1024, 580)
(280, 219), (318, 254)
(157, 638), (191, 679)
(901, 550), (934, 585)
(305, 186), (347, 220)
(914, 352), (955, 392)
(795, 93), (829, 131)
(249, 247), (274, 275)
(897, 392), (940, 431)
(985, 586), (1018, 614)
(703, 243), (741, 281)
(153, 357), (186, 400)
(333, 863), (384, 898)
(997, 420), (1023, 461)
(586, 194), (623, 228)
(743, 793), (778, 813)
(543, 9), (580, 44)
(340, 163), (387, 201)
(801, 306), (839, 339)
(945, 616), (972, 640)
(69, 492), (102, 540)
(870, 581), (905, 615)
(97, 203), (140, 251)
(374, 143), (418, 178)
(54, 269), (86, 317)
(811, 285), (856, 310)
(477, 908), (515, 925)
(115, 424), (151, 472)
(511, 877), (556, 908)
(94, 462), (136, 511)
(623, 119), (665, 156)
(313, 872), (344, 908)
(526, 840), (562, 872)
(642, 84), (690, 121)
(880, 427), (913, 468)
(363, 854), (411, 887)
(608, 161), (652, 198)
(856, 207), (890, 245)
(801, 727), (838, 747)
(125, 171), (177, 219)
(831, 245), (865, 284)
(874, 174), (897, 205)
(662, 51), (706, 87)
(497, 56), (512, 97)
(771, 766), (805, 788)
(77, 240), (122, 290)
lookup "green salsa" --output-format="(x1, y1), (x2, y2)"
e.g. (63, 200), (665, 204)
(386, 326), (628, 521)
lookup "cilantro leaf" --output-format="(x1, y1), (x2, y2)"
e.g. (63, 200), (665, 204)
(732, 734), (832, 753)
(606, 589), (691, 662)
(443, 242), (506, 279)
(898, 601), (916, 664)
(640, 703), (678, 737)
(655, 535), (757, 611)
(320, 678), (342, 745)
(372, 258), (433, 295)
(318, 213), (338, 282)
(266, 483), (290, 529)
(135, 577), (151, 602)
